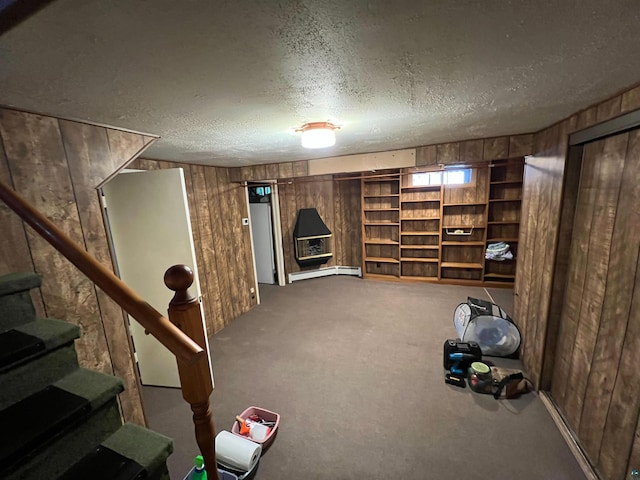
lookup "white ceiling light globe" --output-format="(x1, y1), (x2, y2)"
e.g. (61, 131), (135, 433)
(301, 128), (336, 149)
(296, 122), (340, 149)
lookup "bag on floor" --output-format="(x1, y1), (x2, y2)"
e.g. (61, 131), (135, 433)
(490, 367), (533, 399)
(453, 297), (521, 357)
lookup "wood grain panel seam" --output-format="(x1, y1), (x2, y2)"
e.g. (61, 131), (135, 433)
(539, 143), (582, 390)
(0, 128), (43, 314)
(574, 136), (627, 435)
(518, 161), (541, 379)
(598, 251), (640, 476)
(528, 156), (553, 388)
(594, 136), (640, 467)
(579, 136), (638, 450)
(57, 119), (117, 378)
(0, 104), (159, 139)
(205, 167), (233, 325)
(182, 164), (209, 333)
(553, 142), (600, 405)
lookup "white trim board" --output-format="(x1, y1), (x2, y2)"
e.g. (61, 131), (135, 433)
(288, 266), (362, 283)
(308, 149), (416, 175)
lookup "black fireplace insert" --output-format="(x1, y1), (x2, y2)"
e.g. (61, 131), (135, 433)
(293, 208), (332, 267)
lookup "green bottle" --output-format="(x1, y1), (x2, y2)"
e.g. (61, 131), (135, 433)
(192, 455), (207, 480)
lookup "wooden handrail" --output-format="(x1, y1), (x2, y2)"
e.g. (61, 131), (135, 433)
(0, 180), (204, 363)
(165, 265), (220, 480)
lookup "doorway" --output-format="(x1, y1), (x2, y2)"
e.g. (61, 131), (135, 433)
(101, 168), (203, 388)
(246, 181), (286, 293)
(248, 183), (276, 285)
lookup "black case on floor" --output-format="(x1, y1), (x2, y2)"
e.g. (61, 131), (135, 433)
(443, 338), (482, 370)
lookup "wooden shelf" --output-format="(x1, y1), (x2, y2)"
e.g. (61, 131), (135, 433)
(365, 273), (401, 281)
(362, 162), (522, 286)
(490, 180), (523, 185)
(363, 177), (400, 183)
(401, 185), (441, 191)
(365, 257), (399, 264)
(401, 258), (439, 263)
(362, 174), (403, 279)
(442, 225), (485, 229)
(483, 273), (516, 279)
(443, 202), (486, 207)
(400, 275), (439, 281)
(442, 241), (485, 246)
(365, 239), (399, 245)
(441, 262), (484, 269)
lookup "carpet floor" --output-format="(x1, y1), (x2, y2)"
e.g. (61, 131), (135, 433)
(142, 276), (585, 480)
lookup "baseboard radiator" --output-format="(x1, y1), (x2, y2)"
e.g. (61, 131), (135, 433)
(288, 266), (362, 283)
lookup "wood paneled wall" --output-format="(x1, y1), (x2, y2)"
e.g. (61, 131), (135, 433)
(332, 179), (363, 270)
(416, 134), (533, 166)
(229, 160), (309, 183)
(515, 84), (640, 480)
(278, 175), (362, 276)
(515, 83), (640, 389)
(228, 134), (533, 280)
(130, 158), (257, 334)
(0, 107), (156, 426)
(229, 135), (534, 183)
(549, 131), (640, 480)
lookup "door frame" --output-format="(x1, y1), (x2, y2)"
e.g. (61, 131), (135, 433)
(244, 179), (286, 301)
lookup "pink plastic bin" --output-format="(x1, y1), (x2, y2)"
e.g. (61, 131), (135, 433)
(231, 406), (280, 447)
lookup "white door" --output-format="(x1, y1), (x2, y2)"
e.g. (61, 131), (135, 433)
(250, 203), (275, 284)
(102, 168), (202, 387)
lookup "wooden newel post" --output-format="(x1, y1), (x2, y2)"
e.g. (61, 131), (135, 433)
(164, 265), (220, 480)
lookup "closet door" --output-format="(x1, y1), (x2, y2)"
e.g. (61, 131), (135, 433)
(550, 129), (640, 480)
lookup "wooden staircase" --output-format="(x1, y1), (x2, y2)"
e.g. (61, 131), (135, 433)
(0, 179), (222, 479)
(0, 271), (173, 479)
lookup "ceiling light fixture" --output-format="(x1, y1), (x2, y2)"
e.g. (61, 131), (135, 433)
(296, 121), (340, 149)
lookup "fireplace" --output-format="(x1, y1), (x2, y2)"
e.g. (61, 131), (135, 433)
(293, 208), (332, 267)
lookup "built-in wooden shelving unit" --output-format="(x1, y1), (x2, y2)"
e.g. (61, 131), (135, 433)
(361, 172), (401, 279)
(482, 158), (524, 285)
(361, 159), (524, 287)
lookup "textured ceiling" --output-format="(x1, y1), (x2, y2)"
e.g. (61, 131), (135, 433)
(1, 0), (640, 167)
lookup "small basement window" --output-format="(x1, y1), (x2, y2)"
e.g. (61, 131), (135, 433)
(412, 168), (473, 187)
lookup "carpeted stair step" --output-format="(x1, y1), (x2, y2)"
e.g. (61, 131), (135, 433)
(59, 445), (146, 480)
(0, 318), (81, 410)
(59, 423), (174, 480)
(0, 272), (41, 330)
(0, 385), (90, 472)
(0, 329), (45, 367)
(1, 368), (125, 480)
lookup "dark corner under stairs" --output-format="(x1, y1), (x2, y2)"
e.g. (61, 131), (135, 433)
(0, 272), (174, 480)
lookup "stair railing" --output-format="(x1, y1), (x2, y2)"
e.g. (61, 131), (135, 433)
(164, 265), (219, 479)
(0, 180), (220, 479)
